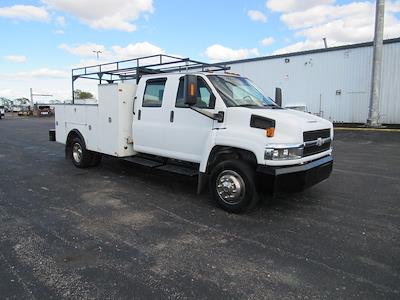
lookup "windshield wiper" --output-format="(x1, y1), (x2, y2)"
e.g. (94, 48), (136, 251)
(263, 104), (280, 109)
(237, 104), (261, 107)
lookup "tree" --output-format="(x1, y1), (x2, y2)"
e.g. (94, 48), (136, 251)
(14, 98), (30, 105)
(74, 89), (94, 99)
(0, 97), (13, 110)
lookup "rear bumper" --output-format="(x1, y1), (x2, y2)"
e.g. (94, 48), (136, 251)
(256, 155), (333, 193)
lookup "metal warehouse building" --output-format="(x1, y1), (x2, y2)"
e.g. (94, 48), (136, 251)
(224, 38), (400, 124)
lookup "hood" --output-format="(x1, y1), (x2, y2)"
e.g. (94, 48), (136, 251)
(225, 107), (333, 144)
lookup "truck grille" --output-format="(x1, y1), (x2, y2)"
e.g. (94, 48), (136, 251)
(303, 129), (331, 157)
(303, 129), (330, 142)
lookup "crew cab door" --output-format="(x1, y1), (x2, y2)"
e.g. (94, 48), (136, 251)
(162, 76), (218, 162)
(133, 77), (171, 156)
(133, 75), (220, 163)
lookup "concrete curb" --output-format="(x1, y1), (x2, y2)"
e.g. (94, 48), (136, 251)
(334, 127), (400, 132)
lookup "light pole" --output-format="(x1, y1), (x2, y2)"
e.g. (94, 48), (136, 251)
(367, 0), (385, 127)
(93, 50), (102, 60)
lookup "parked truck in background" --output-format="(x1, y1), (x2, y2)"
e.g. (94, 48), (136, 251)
(0, 105), (5, 119)
(50, 55), (333, 213)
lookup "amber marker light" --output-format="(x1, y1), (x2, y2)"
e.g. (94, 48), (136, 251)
(190, 83), (196, 97)
(266, 127), (275, 137)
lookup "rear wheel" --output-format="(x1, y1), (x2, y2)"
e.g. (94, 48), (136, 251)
(70, 137), (92, 168)
(210, 160), (258, 213)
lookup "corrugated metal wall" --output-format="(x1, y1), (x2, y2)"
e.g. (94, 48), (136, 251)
(226, 41), (400, 124)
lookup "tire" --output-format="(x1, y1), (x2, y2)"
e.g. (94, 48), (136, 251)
(210, 160), (258, 213)
(70, 137), (92, 168)
(90, 153), (102, 167)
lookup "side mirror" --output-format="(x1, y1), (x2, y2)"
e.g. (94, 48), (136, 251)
(275, 87), (282, 107)
(184, 75), (197, 106)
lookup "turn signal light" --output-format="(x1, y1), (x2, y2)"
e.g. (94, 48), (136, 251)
(189, 83), (196, 97)
(266, 127), (275, 137)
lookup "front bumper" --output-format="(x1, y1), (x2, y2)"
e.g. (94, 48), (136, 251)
(256, 155), (333, 193)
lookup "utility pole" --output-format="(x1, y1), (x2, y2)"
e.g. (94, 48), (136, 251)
(30, 87), (34, 109)
(323, 37), (328, 49)
(30, 88), (53, 110)
(367, 0), (385, 127)
(93, 50), (102, 60)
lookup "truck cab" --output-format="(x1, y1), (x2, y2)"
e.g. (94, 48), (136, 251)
(52, 55), (333, 213)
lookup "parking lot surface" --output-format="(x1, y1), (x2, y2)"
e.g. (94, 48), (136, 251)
(0, 116), (399, 299)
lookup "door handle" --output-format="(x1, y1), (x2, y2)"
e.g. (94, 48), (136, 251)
(133, 96), (137, 115)
(170, 110), (174, 122)
(138, 109), (141, 120)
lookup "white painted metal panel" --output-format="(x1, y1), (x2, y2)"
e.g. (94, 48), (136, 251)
(226, 41), (400, 124)
(55, 82), (136, 157)
(97, 82), (136, 157)
(55, 105), (66, 144)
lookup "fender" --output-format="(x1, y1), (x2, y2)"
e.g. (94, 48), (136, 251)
(65, 129), (86, 158)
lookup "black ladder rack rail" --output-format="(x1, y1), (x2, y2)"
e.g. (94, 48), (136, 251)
(71, 54), (230, 102)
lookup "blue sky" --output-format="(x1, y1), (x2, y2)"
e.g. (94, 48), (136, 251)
(0, 0), (399, 100)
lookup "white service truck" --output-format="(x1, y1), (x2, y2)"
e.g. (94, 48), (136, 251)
(51, 55), (333, 213)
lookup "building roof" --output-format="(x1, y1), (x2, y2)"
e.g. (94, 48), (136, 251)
(220, 38), (400, 66)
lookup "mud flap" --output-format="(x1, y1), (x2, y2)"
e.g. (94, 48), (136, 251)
(197, 172), (208, 195)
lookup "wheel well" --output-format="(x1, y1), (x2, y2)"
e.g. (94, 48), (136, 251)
(65, 130), (85, 158)
(206, 146), (257, 174)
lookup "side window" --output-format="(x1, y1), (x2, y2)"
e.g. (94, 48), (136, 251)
(176, 78), (185, 107)
(143, 78), (167, 107)
(175, 77), (215, 108)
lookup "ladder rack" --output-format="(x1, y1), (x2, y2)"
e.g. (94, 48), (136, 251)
(71, 54), (230, 102)
(72, 54), (229, 83)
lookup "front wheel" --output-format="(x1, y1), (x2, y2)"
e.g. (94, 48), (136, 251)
(210, 160), (258, 213)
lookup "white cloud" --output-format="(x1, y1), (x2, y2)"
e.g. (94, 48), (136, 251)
(266, 0), (334, 13)
(22, 68), (69, 79)
(1, 68), (68, 80)
(59, 41), (165, 64)
(247, 10), (267, 23)
(54, 29), (64, 35)
(205, 44), (259, 62)
(3, 55), (27, 63)
(281, 2), (375, 30)
(274, 1), (400, 54)
(59, 43), (111, 58)
(0, 68), (68, 81)
(273, 40), (323, 54)
(42, 0), (154, 32)
(0, 68), (70, 100)
(56, 15), (65, 26)
(111, 42), (164, 60)
(261, 37), (275, 46)
(0, 5), (49, 21)
(0, 89), (13, 98)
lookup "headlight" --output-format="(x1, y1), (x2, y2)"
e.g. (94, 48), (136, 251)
(264, 144), (303, 160)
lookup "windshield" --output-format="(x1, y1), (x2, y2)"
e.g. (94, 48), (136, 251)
(207, 75), (278, 108)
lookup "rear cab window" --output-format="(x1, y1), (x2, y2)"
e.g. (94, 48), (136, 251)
(143, 78), (167, 107)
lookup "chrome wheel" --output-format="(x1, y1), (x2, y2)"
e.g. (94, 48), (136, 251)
(72, 142), (83, 163)
(216, 170), (246, 205)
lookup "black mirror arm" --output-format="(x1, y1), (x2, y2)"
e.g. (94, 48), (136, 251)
(190, 106), (224, 123)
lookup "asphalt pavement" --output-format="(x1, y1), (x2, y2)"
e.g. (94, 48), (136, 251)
(0, 116), (399, 299)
